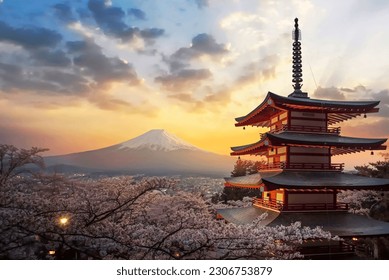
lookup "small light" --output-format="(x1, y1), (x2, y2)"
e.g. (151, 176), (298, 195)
(238, 156), (241, 160)
(243, 127), (246, 130)
(59, 217), (69, 225)
(352, 237), (358, 241)
(48, 250), (56, 255)
(174, 252), (180, 258)
(371, 151), (374, 155)
(364, 114), (367, 118)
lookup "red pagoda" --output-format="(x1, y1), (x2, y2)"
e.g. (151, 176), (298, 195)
(218, 18), (389, 259)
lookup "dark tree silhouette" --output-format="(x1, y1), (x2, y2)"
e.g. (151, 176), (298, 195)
(354, 153), (389, 179)
(0, 144), (48, 186)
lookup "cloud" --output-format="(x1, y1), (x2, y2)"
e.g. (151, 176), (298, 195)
(67, 39), (139, 85)
(88, 91), (159, 117)
(87, 0), (164, 42)
(30, 49), (71, 67)
(371, 89), (389, 104)
(237, 54), (279, 85)
(0, 62), (63, 93)
(172, 33), (228, 61)
(342, 118), (389, 139)
(168, 87), (232, 113)
(41, 70), (90, 94)
(163, 33), (229, 72)
(0, 20), (62, 49)
(192, 0), (209, 9)
(340, 85), (369, 93)
(0, 35), (141, 112)
(371, 89), (389, 117)
(310, 85), (388, 117)
(128, 8), (146, 20)
(155, 68), (212, 92)
(313, 86), (346, 100)
(52, 3), (76, 23)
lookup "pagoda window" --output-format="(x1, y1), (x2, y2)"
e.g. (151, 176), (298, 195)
(287, 193), (334, 205)
(277, 147), (287, 154)
(291, 111), (326, 119)
(269, 148), (276, 156)
(276, 192), (284, 203)
(289, 111), (327, 131)
(289, 155), (329, 164)
(289, 147), (330, 167)
(290, 118), (326, 128)
(289, 147), (329, 154)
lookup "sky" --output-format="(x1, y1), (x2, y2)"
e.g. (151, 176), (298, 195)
(0, 0), (388, 170)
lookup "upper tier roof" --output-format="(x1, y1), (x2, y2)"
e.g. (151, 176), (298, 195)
(235, 92), (380, 127)
(230, 131), (387, 156)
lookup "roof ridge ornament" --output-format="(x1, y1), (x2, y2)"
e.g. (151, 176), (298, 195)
(288, 18), (309, 99)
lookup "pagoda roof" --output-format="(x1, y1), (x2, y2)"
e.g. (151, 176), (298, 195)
(235, 92), (380, 126)
(231, 131), (387, 156)
(262, 171), (389, 191)
(224, 171), (282, 188)
(224, 171), (389, 191)
(217, 207), (389, 237)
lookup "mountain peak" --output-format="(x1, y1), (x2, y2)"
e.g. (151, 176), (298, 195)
(118, 129), (202, 151)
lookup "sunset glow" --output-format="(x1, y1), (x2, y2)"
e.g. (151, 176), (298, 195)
(0, 0), (388, 170)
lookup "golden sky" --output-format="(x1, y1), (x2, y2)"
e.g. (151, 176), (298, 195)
(0, 0), (388, 170)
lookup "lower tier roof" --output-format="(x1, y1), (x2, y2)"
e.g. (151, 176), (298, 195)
(217, 207), (389, 237)
(224, 171), (389, 191)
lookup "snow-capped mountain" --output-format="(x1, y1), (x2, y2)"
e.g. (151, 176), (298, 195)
(45, 129), (234, 176)
(117, 129), (202, 151)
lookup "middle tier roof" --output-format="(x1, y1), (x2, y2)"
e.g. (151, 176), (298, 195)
(230, 131), (387, 156)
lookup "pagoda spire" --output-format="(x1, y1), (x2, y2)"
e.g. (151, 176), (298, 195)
(289, 18), (308, 98)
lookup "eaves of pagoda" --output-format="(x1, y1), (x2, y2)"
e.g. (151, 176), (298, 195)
(234, 92), (286, 127)
(261, 171), (389, 191)
(230, 131), (387, 156)
(235, 92), (381, 127)
(224, 170), (389, 191)
(217, 206), (389, 237)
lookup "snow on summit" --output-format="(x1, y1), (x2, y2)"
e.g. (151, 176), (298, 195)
(118, 129), (202, 151)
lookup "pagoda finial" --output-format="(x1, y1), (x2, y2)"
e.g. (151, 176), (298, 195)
(289, 18), (308, 98)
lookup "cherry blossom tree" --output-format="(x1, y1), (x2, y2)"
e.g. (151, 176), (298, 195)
(0, 174), (333, 260)
(0, 144), (48, 186)
(0, 145), (333, 260)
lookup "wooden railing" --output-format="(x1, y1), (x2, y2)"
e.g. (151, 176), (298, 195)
(300, 242), (355, 259)
(284, 162), (344, 171)
(253, 198), (349, 212)
(253, 198), (283, 210)
(257, 162), (284, 170)
(257, 162), (344, 171)
(271, 124), (341, 134)
(284, 202), (349, 211)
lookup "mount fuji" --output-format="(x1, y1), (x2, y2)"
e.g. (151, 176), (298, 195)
(44, 129), (235, 176)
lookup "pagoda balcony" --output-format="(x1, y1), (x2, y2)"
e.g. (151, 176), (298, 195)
(271, 124), (341, 134)
(284, 162), (344, 171)
(258, 162), (344, 171)
(253, 198), (349, 212)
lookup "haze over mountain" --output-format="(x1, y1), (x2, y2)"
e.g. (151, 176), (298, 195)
(44, 129), (235, 176)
